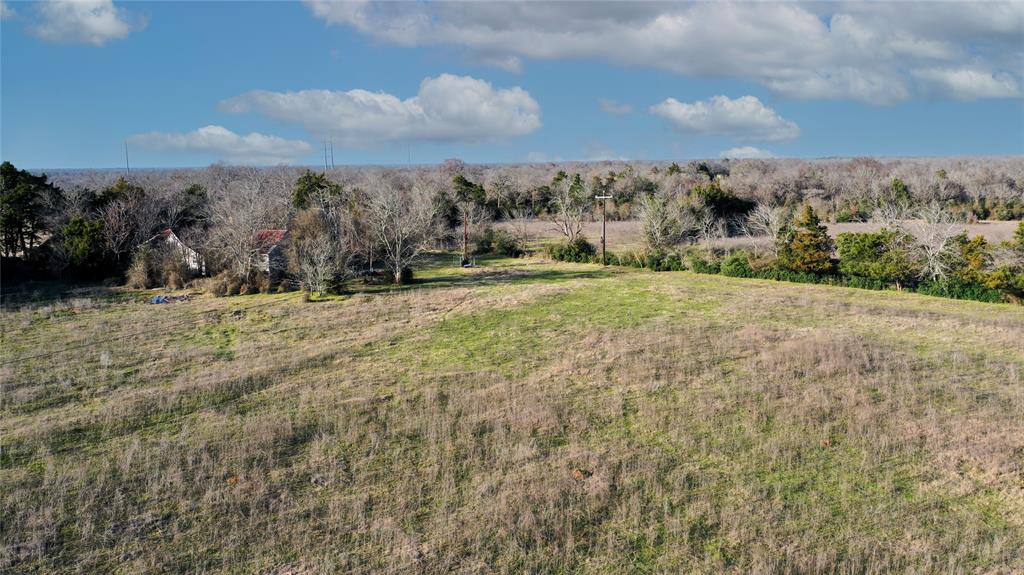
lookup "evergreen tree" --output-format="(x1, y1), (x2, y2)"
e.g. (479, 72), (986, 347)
(0, 161), (59, 258)
(778, 205), (835, 274)
(292, 170), (343, 210)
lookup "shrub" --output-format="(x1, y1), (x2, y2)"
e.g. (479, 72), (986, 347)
(836, 231), (917, 286)
(640, 250), (684, 271)
(915, 280), (1003, 303)
(720, 252), (754, 277)
(473, 228), (494, 255)
(615, 250), (646, 268)
(644, 250), (665, 271)
(753, 267), (822, 284)
(686, 253), (720, 274)
(209, 271), (254, 296)
(126, 247), (151, 289)
(985, 266), (1024, 302)
(950, 235), (991, 285)
(663, 252), (684, 271)
(547, 237), (596, 263)
(495, 231), (524, 257)
(209, 271), (233, 297)
(125, 243), (192, 290)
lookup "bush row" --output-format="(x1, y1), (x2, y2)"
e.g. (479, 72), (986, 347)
(546, 237), (1013, 305)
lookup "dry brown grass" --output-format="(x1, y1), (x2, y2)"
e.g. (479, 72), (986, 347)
(2, 259), (1023, 574)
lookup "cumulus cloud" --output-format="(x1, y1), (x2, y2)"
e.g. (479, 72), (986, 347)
(304, 1), (1024, 104)
(598, 99), (633, 116)
(1, 1), (15, 20)
(912, 68), (1020, 100)
(221, 74), (541, 146)
(651, 96), (799, 142)
(31, 0), (143, 45)
(128, 125), (312, 165)
(719, 146), (776, 160)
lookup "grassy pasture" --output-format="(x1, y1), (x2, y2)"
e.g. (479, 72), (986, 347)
(2, 255), (1023, 574)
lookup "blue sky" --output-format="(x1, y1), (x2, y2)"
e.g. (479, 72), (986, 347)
(2, 1), (1022, 169)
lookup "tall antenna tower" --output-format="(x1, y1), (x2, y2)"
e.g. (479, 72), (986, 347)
(323, 139), (329, 173)
(124, 140), (130, 175)
(330, 137), (335, 169)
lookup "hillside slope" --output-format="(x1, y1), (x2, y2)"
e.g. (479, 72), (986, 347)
(3, 259), (1023, 573)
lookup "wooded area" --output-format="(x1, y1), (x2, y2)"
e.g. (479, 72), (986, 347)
(2, 157), (1022, 303)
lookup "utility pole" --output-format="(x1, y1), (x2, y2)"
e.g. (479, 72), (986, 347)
(595, 194), (611, 265)
(461, 212), (469, 266)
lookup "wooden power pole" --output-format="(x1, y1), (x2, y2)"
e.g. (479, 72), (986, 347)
(595, 194), (612, 265)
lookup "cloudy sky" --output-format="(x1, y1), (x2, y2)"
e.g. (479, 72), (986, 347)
(2, 0), (1022, 168)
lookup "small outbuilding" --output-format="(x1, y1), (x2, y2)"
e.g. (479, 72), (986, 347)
(143, 228), (205, 275)
(254, 229), (287, 275)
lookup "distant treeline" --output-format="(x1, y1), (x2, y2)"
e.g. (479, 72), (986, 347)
(2, 157), (1023, 300)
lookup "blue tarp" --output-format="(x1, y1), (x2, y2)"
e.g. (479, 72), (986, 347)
(148, 295), (189, 304)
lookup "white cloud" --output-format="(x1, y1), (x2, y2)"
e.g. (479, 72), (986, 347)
(719, 146), (776, 160)
(304, 1), (1024, 104)
(651, 96), (799, 142)
(1, 1), (15, 20)
(32, 0), (142, 45)
(128, 125), (312, 165)
(221, 74), (541, 146)
(478, 55), (523, 73)
(912, 68), (1020, 100)
(598, 99), (633, 116)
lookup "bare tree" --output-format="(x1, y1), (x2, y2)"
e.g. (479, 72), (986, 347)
(99, 193), (161, 264)
(900, 202), (963, 281)
(550, 175), (587, 242)
(506, 206), (533, 248)
(365, 176), (439, 284)
(287, 209), (348, 297)
(745, 201), (788, 255)
(637, 193), (681, 252)
(100, 199), (135, 260)
(871, 201), (910, 230)
(205, 169), (277, 278)
(484, 170), (517, 214)
(695, 207), (725, 252)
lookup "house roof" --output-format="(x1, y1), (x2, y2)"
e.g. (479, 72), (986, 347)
(143, 229), (201, 257)
(254, 229), (287, 255)
(145, 229), (176, 244)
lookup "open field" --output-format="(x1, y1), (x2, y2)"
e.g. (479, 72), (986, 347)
(500, 219), (1024, 251)
(3, 256), (1024, 573)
